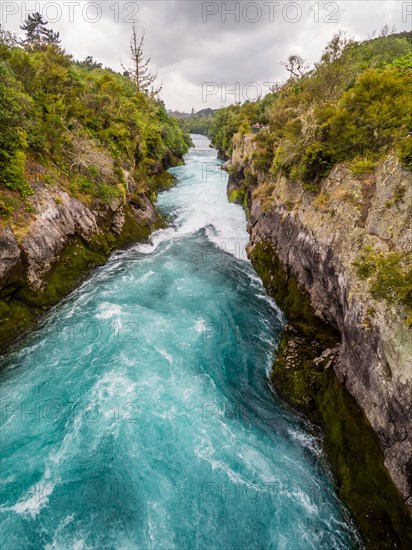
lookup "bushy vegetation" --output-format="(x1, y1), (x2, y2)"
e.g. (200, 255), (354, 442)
(209, 101), (265, 157)
(354, 247), (412, 321)
(209, 31), (412, 178)
(209, 30), (412, 314)
(0, 19), (191, 218)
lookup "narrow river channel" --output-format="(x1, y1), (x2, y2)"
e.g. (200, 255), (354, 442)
(0, 135), (358, 549)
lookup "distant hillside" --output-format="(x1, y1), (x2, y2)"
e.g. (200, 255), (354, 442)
(176, 108), (217, 136)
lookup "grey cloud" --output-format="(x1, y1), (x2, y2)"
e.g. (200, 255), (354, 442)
(3, 1), (409, 110)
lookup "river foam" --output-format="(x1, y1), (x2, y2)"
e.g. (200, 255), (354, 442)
(0, 135), (359, 549)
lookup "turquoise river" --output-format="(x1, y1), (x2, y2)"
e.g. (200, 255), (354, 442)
(0, 135), (360, 549)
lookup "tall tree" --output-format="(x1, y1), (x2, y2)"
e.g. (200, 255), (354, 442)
(320, 31), (352, 64)
(20, 12), (60, 45)
(281, 55), (309, 81)
(122, 25), (162, 98)
(79, 56), (103, 70)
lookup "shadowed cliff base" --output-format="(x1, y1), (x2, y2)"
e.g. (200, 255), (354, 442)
(250, 240), (412, 548)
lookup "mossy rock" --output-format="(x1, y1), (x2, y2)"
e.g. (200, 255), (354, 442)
(16, 236), (108, 308)
(272, 325), (324, 413)
(1, 236), (109, 351)
(228, 189), (246, 205)
(153, 171), (177, 190)
(251, 240), (412, 548)
(250, 241), (338, 346)
(114, 205), (165, 249)
(0, 299), (11, 319)
(0, 299), (36, 352)
(0, 283), (21, 300)
(318, 371), (412, 548)
(148, 173), (177, 203)
(274, 331), (412, 546)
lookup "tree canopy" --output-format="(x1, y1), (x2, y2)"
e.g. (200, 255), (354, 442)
(209, 30), (412, 175)
(0, 17), (191, 219)
(20, 12), (60, 45)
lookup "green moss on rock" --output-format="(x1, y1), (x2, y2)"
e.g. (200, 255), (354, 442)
(251, 240), (412, 548)
(272, 325), (325, 412)
(16, 236), (108, 308)
(0, 298), (36, 352)
(0, 242), (100, 351)
(228, 189), (246, 205)
(114, 205), (165, 249)
(250, 241), (337, 346)
(318, 370), (412, 548)
(148, 172), (177, 202)
(0, 299), (11, 319)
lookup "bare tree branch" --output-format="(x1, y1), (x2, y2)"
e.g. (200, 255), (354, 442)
(122, 25), (162, 99)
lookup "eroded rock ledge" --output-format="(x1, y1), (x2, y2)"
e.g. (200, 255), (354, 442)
(0, 171), (165, 354)
(224, 133), (412, 545)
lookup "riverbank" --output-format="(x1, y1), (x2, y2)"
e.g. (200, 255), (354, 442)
(223, 133), (412, 547)
(0, 168), (179, 355)
(0, 37), (193, 354)
(250, 241), (412, 548)
(0, 135), (360, 549)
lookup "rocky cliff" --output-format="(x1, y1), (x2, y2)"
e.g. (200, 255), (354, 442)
(224, 133), (412, 544)
(0, 168), (167, 354)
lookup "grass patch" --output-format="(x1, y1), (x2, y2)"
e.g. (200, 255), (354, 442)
(350, 156), (376, 176)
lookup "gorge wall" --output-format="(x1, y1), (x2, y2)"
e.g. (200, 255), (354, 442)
(0, 168), (170, 354)
(224, 133), (412, 544)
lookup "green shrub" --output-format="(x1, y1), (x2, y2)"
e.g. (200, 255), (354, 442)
(0, 151), (33, 198)
(0, 40), (190, 207)
(391, 52), (412, 71)
(0, 199), (14, 218)
(71, 175), (95, 195)
(88, 165), (99, 179)
(96, 183), (122, 206)
(354, 247), (412, 313)
(253, 135), (275, 172)
(25, 200), (36, 213)
(300, 142), (335, 190)
(208, 32), (412, 191)
(394, 184), (406, 204)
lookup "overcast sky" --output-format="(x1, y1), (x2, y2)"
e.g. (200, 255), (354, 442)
(2, 1), (410, 111)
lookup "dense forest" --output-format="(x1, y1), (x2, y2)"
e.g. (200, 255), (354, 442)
(178, 108), (215, 136)
(0, 18), (191, 222)
(209, 31), (412, 184)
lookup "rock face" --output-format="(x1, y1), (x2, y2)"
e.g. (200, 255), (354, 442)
(0, 227), (24, 291)
(0, 172), (162, 353)
(21, 190), (101, 291)
(228, 134), (412, 511)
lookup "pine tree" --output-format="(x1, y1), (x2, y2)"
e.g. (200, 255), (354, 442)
(81, 56), (103, 70)
(122, 25), (162, 98)
(20, 12), (60, 45)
